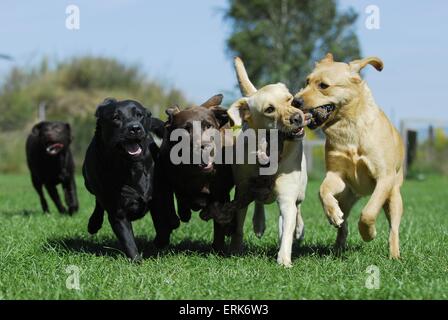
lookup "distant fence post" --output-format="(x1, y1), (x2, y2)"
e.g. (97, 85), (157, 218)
(400, 120), (408, 177)
(38, 101), (46, 121)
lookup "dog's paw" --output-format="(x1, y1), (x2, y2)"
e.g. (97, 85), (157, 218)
(277, 254), (293, 268)
(295, 224), (305, 242)
(253, 226), (265, 239)
(229, 237), (244, 255)
(326, 206), (344, 228)
(88, 217), (103, 235)
(68, 206), (78, 215)
(358, 220), (377, 242)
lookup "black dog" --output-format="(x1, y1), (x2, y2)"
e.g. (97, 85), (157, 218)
(83, 98), (178, 261)
(26, 121), (79, 215)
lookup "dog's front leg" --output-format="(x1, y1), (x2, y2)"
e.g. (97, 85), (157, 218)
(358, 176), (394, 243)
(88, 199), (104, 235)
(31, 176), (49, 213)
(62, 177), (79, 215)
(108, 212), (140, 261)
(276, 196), (297, 267)
(319, 172), (346, 227)
(45, 184), (67, 214)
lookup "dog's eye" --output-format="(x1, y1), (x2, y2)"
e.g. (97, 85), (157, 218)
(204, 123), (212, 129)
(135, 112), (143, 118)
(305, 78), (310, 86)
(265, 105), (275, 114)
(319, 82), (329, 90)
(112, 114), (120, 121)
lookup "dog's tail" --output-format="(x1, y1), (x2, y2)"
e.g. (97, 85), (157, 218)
(252, 201), (266, 238)
(234, 57), (257, 97)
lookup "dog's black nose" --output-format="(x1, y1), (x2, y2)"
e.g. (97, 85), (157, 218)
(290, 113), (303, 126)
(128, 124), (143, 135)
(292, 97), (304, 109)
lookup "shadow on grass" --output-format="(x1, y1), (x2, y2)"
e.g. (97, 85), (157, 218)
(43, 236), (218, 259)
(43, 235), (361, 262)
(1, 209), (42, 217)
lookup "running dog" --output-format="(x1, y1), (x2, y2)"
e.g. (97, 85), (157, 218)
(83, 98), (175, 261)
(227, 57), (309, 267)
(157, 94), (234, 252)
(26, 121), (78, 215)
(293, 53), (404, 258)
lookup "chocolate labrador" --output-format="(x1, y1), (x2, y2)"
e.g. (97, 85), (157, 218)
(158, 94), (234, 251)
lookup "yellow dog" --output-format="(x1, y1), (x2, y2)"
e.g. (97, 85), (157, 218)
(294, 53), (404, 258)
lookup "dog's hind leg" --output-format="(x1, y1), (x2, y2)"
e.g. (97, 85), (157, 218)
(383, 186), (403, 259)
(32, 176), (49, 213)
(45, 184), (67, 214)
(295, 202), (305, 242)
(359, 176), (394, 242)
(253, 201), (265, 238)
(229, 205), (248, 254)
(334, 190), (358, 250)
(212, 221), (226, 253)
(88, 200), (104, 235)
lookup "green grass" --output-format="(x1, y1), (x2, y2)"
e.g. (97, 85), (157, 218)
(0, 174), (447, 299)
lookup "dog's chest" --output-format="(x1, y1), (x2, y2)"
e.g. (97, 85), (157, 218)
(328, 145), (375, 196)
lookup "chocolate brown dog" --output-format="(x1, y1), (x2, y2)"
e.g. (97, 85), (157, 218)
(157, 94), (234, 251)
(26, 121), (78, 215)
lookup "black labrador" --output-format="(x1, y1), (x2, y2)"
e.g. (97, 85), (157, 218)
(26, 121), (79, 215)
(83, 98), (178, 261)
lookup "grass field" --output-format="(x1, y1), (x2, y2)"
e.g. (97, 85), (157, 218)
(0, 174), (447, 299)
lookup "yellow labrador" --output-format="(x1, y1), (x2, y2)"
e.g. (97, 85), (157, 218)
(227, 57), (308, 267)
(293, 53), (404, 258)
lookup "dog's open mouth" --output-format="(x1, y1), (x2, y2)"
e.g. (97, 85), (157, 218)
(306, 104), (336, 129)
(123, 142), (142, 157)
(283, 127), (305, 140)
(198, 162), (214, 173)
(46, 143), (64, 155)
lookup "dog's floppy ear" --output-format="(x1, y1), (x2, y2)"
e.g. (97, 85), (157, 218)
(64, 122), (73, 142)
(31, 122), (45, 136)
(227, 98), (250, 127)
(201, 94), (223, 108)
(209, 106), (229, 128)
(317, 53), (334, 65)
(165, 105), (180, 126)
(95, 97), (117, 118)
(349, 57), (384, 73)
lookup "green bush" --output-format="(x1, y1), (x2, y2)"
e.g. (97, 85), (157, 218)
(0, 56), (189, 173)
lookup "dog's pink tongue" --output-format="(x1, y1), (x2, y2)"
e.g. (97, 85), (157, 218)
(46, 143), (64, 155)
(125, 143), (142, 156)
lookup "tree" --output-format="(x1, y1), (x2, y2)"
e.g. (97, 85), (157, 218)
(225, 0), (361, 92)
(0, 53), (13, 61)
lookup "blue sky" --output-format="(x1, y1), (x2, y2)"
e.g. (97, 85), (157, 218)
(0, 0), (447, 125)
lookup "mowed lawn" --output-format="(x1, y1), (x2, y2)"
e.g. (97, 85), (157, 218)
(0, 174), (447, 300)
